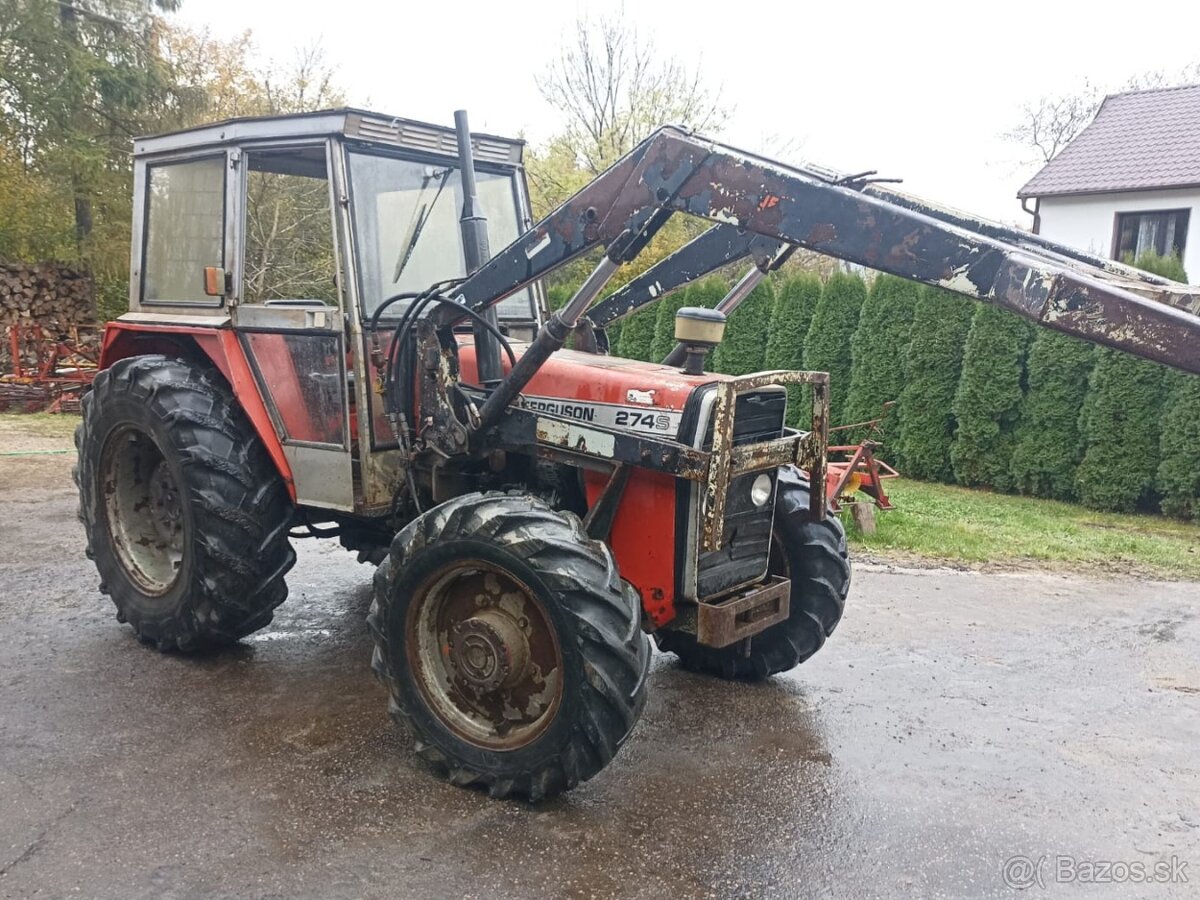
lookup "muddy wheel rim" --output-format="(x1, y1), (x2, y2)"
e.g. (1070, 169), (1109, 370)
(100, 425), (185, 596)
(405, 560), (564, 751)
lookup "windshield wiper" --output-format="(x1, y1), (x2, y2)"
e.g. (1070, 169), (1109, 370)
(392, 167), (453, 282)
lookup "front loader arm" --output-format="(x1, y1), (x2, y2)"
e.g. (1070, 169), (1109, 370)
(443, 126), (1200, 375)
(585, 225), (788, 328)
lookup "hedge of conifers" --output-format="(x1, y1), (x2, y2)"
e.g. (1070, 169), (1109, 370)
(570, 252), (1197, 519)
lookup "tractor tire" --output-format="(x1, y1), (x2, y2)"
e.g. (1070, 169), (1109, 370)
(75, 355), (296, 652)
(368, 492), (651, 801)
(656, 466), (850, 680)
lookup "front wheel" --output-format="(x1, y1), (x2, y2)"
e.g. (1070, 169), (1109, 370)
(656, 466), (850, 680)
(368, 493), (651, 801)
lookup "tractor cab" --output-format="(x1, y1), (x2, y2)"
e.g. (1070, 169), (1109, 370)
(118, 109), (538, 513)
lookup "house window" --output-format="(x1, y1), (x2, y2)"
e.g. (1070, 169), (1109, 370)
(1113, 209), (1189, 262)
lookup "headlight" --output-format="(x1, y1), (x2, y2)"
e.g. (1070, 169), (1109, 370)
(750, 473), (772, 507)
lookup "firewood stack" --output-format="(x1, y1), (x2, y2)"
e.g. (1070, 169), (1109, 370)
(1, 263), (97, 373)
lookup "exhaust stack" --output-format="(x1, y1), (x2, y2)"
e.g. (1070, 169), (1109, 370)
(454, 109), (501, 384)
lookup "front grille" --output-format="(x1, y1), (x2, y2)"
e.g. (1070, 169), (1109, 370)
(696, 390), (786, 598)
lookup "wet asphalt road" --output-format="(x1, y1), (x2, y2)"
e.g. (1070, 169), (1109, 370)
(1, 442), (1198, 899)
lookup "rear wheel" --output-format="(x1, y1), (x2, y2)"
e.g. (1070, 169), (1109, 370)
(75, 355), (296, 651)
(656, 466), (850, 680)
(368, 492), (651, 800)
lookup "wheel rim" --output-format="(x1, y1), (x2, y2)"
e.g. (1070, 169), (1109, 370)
(405, 560), (563, 751)
(100, 424), (185, 596)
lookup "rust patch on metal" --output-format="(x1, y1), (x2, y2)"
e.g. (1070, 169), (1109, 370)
(806, 223), (837, 244)
(696, 575), (791, 648)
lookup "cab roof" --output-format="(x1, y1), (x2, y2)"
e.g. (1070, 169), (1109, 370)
(134, 107), (525, 167)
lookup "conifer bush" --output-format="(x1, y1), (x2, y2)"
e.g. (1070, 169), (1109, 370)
(1009, 332), (1096, 500)
(765, 274), (822, 425)
(710, 279), (775, 375)
(843, 274), (919, 446)
(896, 287), (976, 482)
(615, 306), (657, 361)
(1075, 348), (1167, 512)
(801, 272), (866, 425)
(1074, 250), (1185, 512)
(950, 305), (1033, 490)
(1157, 372), (1200, 519)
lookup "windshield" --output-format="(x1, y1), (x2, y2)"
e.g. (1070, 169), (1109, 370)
(347, 149), (534, 320)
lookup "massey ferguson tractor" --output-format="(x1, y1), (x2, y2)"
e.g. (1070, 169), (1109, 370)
(74, 108), (1200, 800)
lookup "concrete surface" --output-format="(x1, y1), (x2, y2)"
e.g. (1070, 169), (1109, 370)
(1, 434), (1198, 899)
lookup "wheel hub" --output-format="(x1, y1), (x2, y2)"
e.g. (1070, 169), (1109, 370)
(149, 460), (182, 540)
(100, 425), (185, 596)
(406, 562), (563, 751)
(448, 610), (530, 693)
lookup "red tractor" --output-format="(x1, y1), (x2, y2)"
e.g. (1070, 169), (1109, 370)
(75, 108), (1200, 799)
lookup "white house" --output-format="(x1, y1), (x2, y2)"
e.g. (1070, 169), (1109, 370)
(1018, 83), (1200, 280)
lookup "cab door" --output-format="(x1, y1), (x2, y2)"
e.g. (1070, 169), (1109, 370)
(230, 142), (355, 511)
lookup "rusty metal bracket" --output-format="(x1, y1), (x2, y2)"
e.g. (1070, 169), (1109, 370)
(700, 370), (829, 553)
(696, 576), (791, 648)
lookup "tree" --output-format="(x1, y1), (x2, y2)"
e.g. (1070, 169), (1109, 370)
(950, 305), (1033, 490)
(801, 273), (866, 426)
(765, 274), (822, 426)
(536, 11), (726, 176)
(896, 288), (976, 482)
(843, 274), (919, 445)
(528, 11), (728, 290)
(710, 279), (774, 376)
(1009, 332), (1097, 501)
(1075, 349), (1167, 512)
(1157, 373), (1200, 519)
(1004, 81), (1104, 165)
(0, 6), (348, 319)
(0, 0), (184, 262)
(0, 145), (74, 261)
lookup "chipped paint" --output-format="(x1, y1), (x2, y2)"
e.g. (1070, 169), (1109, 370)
(524, 231), (551, 259)
(535, 417), (617, 458)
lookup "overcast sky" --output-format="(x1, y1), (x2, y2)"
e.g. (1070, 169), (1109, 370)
(176, 0), (1199, 225)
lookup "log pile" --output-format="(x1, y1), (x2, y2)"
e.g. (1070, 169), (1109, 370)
(1, 263), (95, 328)
(1, 263), (97, 374)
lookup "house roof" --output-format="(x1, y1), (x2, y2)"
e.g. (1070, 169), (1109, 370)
(1017, 83), (1200, 199)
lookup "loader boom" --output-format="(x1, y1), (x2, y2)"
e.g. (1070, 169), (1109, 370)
(439, 126), (1200, 378)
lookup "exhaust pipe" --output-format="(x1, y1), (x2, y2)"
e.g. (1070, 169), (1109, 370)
(454, 110), (502, 385)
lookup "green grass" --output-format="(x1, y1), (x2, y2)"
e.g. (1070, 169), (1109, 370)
(0, 412), (79, 439)
(848, 478), (1200, 580)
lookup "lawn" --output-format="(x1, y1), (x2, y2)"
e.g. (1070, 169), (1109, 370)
(848, 478), (1200, 581)
(0, 412), (78, 454)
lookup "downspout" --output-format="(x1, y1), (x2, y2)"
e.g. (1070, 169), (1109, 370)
(1021, 196), (1041, 235)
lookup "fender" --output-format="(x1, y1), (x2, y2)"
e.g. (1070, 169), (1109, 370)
(99, 321), (296, 501)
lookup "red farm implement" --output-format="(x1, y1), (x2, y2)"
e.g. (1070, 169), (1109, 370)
(1, 322), (100, 412)
(825, 403), (899, 529)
